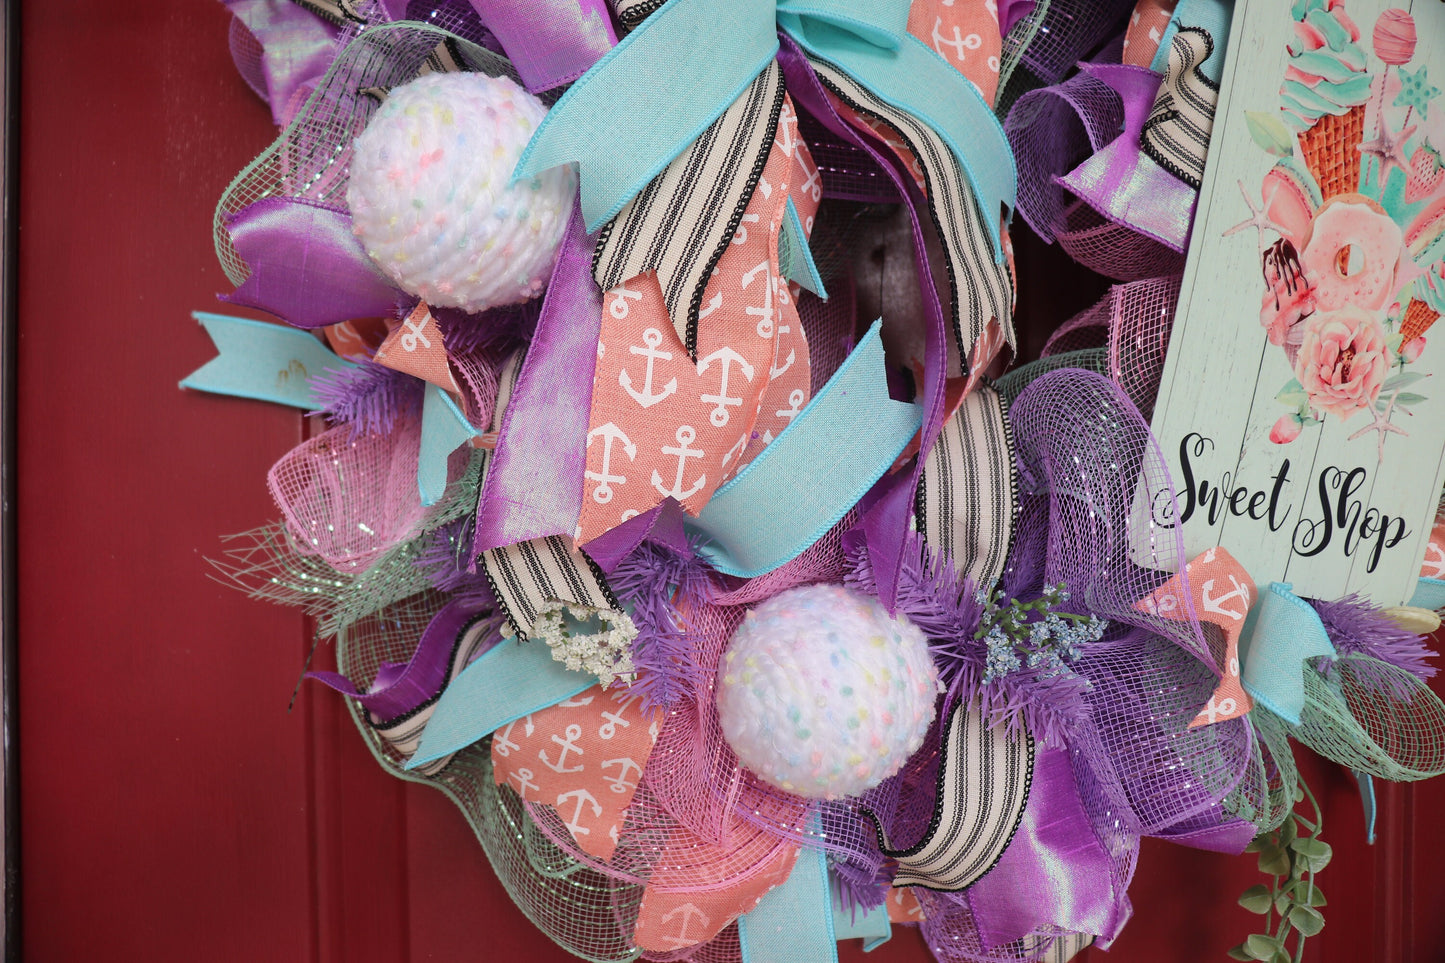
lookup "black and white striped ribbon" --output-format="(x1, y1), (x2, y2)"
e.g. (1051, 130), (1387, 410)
(867, 700), (1034, 892)
(592, 62), (785, 355)
(371, 614), (495, 775)
(1140, 26), (1219, 190)
(915, 384), (1018, 589)
(807, 58), (1016, 366)
(1044, 932), (1094, 963)
(290, 0), (369, 26)
(476, 351), (623, 639)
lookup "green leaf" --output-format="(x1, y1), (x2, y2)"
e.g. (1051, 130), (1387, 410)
(1259, 846), (1292, 876)
(1279, 818), (1297, 845)
(1290, 904), (1326, 937)
(1239, 885), (1273, 914)
(1227, 946), (1253, 962)
(1270, 951), (1292, 963)
(1246, 111), (1295, 156)
(1395, 392), (1428, 405)
(1275, 380), (1308, 407)
(1306, 885), (1327, 907)
(1290, 838), (1333, 872)
(1244, 837), (1267, 853)
(1384, 372), (1425, 391)
(1245, 933), (1281, 960)
(1274, 893), (1292, 916)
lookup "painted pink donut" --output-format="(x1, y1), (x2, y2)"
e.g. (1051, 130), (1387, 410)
(1300, 195), (1404, 313)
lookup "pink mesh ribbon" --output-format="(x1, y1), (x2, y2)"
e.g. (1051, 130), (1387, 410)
(267, 417), (469, 571)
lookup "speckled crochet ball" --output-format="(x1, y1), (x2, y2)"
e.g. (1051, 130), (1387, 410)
(716, 584), (940, 800)
(347, 72), (575, 314)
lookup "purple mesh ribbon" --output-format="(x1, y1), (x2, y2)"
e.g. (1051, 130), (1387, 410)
(1006, 67), (1124, 243)
(1057, 64), (1197, 254)
(222, 197), (404, 329)
(466, 0), (617, 92)
(223, 0), (341, 127)
(472, 205), (601, 553)
(1018, 0), (1133, 85)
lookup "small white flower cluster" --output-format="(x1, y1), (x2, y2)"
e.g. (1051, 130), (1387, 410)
(526, 601), (639, 689)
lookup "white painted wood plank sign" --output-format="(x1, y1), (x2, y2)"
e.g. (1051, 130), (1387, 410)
(1138, 0), (1445, 604)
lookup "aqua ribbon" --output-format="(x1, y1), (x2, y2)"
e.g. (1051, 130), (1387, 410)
(779, 196), (828, 298)
(688, 320), (921, 578)
(418, 384), (481, 507)
(1240, 582), (1337, 726)
(514, 0), (1014, 256)
(406, 637), (593, 769)
(180, 311), (358, 408)
(1410, 576), (1445, 611)
(737, 824), (838, 963)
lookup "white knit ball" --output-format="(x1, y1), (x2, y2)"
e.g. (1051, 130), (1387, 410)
(716, 584), (940, 800)
(346, 72), (575, 314)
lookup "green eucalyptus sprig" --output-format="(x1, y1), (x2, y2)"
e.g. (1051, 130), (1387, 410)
(1229, 777), (1330, 963)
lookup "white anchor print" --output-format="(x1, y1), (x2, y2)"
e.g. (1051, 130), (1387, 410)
(651, 426), (706, 501)
(741, 261), (775, 338)
(1201, 576), (1250, 622)
(658, 905), (710, 950)
(601, 757), (643, 794)
(586, 422), (637, 505)
(492, 714), (535, 757)
(699, 346), (755, 428)
(619, 327), (678, 408)
(508, 767), (539, 799)
(539, 723), (586, 774)
(775, 388), (805, 422)
(557, 787), (603, 837)
(609, 280), (643, 319)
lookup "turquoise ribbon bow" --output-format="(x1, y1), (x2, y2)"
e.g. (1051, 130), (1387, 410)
(180, 311), (358, 409)
(515, 0), (1015, 256)
(1240, 582), (1337, 726)
(407, 636), (594, 770)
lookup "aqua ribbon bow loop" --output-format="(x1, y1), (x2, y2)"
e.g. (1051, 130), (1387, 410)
(1240, 582), (1337, 726)
(514, 0), (1015, 257)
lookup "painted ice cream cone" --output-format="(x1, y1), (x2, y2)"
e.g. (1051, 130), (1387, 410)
(1280, 0), (1373, 199)
(1400, 297), (1440, 343)
(1297, 103), (1367, 199)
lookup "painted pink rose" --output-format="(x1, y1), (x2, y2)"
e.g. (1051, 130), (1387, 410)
(1294, 305), (1393, 420)
(1270, 413), (1303, 444)
(1402, 335), (1426, 363)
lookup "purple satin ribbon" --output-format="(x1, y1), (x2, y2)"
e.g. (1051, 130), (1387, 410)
(472, 205), (600, 553)
(1057, 64), (1197, 254)
(582, 499), (691, 574)
(779, 37), (948, 611)
(967, 749), (1127, 950)
(467, 0), (616, 92)
(998, 0), (1038, 36)
(224, 0), (341, 127)
(1153, 808), (1258, 855)
(309, 599), (493, 721)
(223, 197), (403, 329)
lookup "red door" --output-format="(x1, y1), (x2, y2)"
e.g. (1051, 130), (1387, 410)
(15, 3), (1445, 961)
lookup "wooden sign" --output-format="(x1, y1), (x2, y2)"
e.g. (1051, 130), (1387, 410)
(1140, 0), (1445, 604)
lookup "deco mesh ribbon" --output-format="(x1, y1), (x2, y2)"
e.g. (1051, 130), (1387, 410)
(187, 2), (1445, 962)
